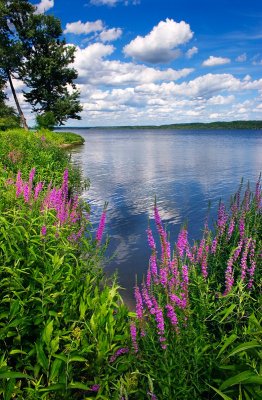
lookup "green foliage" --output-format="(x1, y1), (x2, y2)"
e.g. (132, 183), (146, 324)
(0, 0), (82, 127)
(36, 112), (56, 131)
(0, 129), (131, 399)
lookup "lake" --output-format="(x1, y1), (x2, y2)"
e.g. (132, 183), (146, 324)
(68, 128), (262, 306)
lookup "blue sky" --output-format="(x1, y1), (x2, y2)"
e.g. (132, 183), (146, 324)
(16, 0), (262, 125)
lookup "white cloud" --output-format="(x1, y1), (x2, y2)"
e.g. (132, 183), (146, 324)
(64, 20), (104, 35)
(202, 56), (231, 67)
(35, 0), (54, 14)
(236, 53), (247, 62)
(99, 28), (122, 42)
(74, 43), (194, 86)
(186, 46), (198, 58)
(123, 19), (193, 63)
(90, 0), (118, 5)
(207, 94), (235, 105)
(90, 0), (139, 5)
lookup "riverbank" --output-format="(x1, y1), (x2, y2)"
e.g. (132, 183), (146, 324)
(0, 128), (261, 399)
(0, 128), (131, 399)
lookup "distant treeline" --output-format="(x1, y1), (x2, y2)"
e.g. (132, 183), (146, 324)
(60, 120), (262, 130)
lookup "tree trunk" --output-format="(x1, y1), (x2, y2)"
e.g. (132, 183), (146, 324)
(7, 71), (28, 130)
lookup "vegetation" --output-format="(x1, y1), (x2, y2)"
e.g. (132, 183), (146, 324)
(0, 128), (261, 399)
(0, 0), (82, 129)
(97, 120), (262, 130)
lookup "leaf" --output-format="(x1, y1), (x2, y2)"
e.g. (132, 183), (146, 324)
(0, 372), (31, 379)
(68, 356), (87, 363)
(220, 371), (255, 390)
(217, 334), (238, 358)
(49, 359), (62, 382)
(209, 385), (233, 400)
(67, 382), (90, 390)
(219, 304), (236, 323)
(225, 341), (261, 359)
(9, 350), (27, 355)
(35, 342), (48, 371)
(4, 378), (15, 400)
(39, 383), (65, 392)
(43, 320), (53, 347)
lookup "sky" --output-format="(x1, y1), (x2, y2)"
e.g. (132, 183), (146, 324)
(8, 0), (262, 126)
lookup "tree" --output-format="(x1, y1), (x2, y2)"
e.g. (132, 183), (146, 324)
(0, 1), (82, 128)
(17, 12), (82, 126)
(0, 79), (20, 130)
(0, 0), (34, 129)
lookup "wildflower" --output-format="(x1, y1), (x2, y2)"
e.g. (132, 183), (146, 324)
(177, 228), (188, 259)
(96, 206), (107, 243)
(147, 227), (156, 250)
(29, 167), (36, 185)
(166, 304), (179, 332)
(41, 226), (47, 236)
(23, 183), (30, 203)
(147, 392), (158, 400)
(130, 323), (138, 353)
(134, 286), (143, 320)
(224, 257), (234, 295)
(217, 202), (227, 235)
(91, 384), (100, 392)
(109, 347), (129, 363)
(227, 218), (235, 241)
(211, 237), (218, 254)
(239, 216), (245, 239)
(16, 171), (23, 197)
(34, 182), (44, 200)
(240, 238), (251, 281)
(149, 254), (158, 277)
(152, 297), (166, 348)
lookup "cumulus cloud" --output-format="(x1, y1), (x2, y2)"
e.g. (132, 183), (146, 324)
(35, 0), (54, 14)
(186, 46), (198, 58)
(236, 53), (247, 62)
(99, 28), (122, 42)
(64, 20), (104, 35)
(123, 19), (193, 63)
(202, 56), (231, 67)
(73, 43), (194, 86)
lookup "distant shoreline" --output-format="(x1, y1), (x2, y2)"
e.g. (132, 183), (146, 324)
(56, 120), (262, 130)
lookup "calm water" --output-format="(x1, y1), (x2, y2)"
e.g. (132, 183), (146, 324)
(67, 128), (262, 305)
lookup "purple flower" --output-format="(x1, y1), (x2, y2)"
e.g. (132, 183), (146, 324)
(16, 171), (23, 197)
(227, 218), (235, 241)
(149, 254), (158, 278)
(211, 237), (218, 254)
(217, 203), (227, 235)
(41, 226), (47, 236)
(96, 209), (107, 243)
(177, 228), (188, 259)
(29, 167), (36, 185)
(130, 323), (138, 353)
(23, 183), (30, 203)
(91, 384), (100, 392)
(166, 304), (179, 332)
(34, 182), (44, 200)
(134, 286), (143, 320)
(109, 347), (129, 363)
(240, 238), (251, 281)
(147, 227), (156, 250)
(239, 216), (245, 239)
(147, 392), (158, 400)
